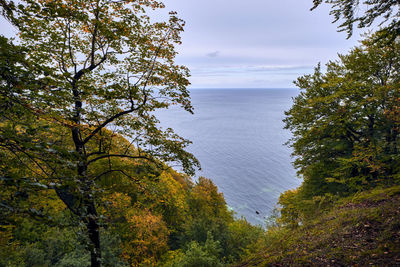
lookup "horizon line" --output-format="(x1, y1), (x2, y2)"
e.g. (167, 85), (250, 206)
(188, 87), (299, 90)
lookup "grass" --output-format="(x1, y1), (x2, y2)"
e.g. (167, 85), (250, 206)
(235, 185), (400, 266)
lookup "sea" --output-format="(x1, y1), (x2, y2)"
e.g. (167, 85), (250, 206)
(156, 88), (302, 226)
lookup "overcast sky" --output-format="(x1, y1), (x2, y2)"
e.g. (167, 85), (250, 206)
(161, 0), (367, 88)
(0, 1), (367, 88)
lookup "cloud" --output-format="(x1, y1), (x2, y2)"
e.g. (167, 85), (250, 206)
(163, 0), (363, 88)
(186, 64), (315, 88)
(190, 64), (313, 77)
(206, 51), (220, 58)
(246, 65), (313, 72)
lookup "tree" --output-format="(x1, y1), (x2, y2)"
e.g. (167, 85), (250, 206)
(0, 36), (56, 227)
(312, 0), (400, 38)
(176, 232), (224, 267)
(181, 177), (234, 261)
(284, 33), (400, 199)
(0, 1), (199, 266)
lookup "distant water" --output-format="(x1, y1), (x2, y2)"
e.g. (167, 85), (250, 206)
(156, 88), (302, 226)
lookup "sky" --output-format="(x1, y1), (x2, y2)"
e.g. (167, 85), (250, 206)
(160, 0), (366, 88)
(0, 0), (368, 88)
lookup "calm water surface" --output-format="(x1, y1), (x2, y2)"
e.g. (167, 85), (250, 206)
(156, 88), (301, 226)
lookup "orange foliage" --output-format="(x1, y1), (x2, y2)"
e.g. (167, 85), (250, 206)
(101, 192), (169, 266)
(122, 209), (169, 266)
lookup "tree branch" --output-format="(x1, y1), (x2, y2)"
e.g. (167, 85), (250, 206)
(87, 154), (151, 165)
(93, 169), (140, 183)
(82, 94), (147, 145)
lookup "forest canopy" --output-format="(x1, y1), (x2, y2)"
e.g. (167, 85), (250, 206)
(1, 0), (400, 266)
(281, 32), (400, 225)
(0, 0), (200, 265)
(0, 1), (267, 266)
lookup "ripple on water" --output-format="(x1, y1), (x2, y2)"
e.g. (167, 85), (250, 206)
(155, 88), (302, 226)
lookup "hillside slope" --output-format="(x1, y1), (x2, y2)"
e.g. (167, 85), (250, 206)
(237, 186), (400, 266)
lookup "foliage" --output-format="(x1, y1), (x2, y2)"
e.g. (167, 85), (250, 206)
(277, 189), (302, 227)
(122, 208), (169, 266)
(278, 189), (337, 227)
(8, 1), (400, 266)
(172, 232), (224, 267)
(181, 177), (233, 260)
(225, 219), (265, 262)
(312, 0), (400, 38)
(0, 147), (263, 266)
(0, 0), (201, 265)
(239, 185), (400, 266)
(284, 33), (400, 208)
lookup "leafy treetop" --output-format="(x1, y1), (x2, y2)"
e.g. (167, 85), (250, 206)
(312, 0), (400, 38)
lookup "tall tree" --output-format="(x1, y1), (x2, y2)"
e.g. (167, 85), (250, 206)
(284, 33), (400, 198)
(312, 0), (400, 38)
(0, 1), (199, 266)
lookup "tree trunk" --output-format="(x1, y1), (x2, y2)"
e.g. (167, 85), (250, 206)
(79, 160), (102, 267)
(76, 142), (102, 267)
(72, 80), (102, 267)
(87, 201), (101, 267)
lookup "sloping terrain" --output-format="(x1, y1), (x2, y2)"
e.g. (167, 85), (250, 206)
(236, 186), (400, 266)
